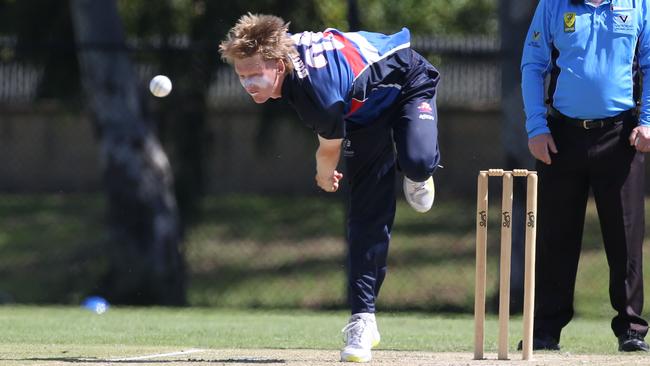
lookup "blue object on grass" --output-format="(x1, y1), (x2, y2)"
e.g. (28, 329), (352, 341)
(82, 296), (109, 314)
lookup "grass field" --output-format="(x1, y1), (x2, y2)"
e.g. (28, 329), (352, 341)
(1, 306), (649, 365)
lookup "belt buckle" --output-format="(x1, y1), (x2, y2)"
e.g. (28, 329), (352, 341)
(582, 119), (593, 129)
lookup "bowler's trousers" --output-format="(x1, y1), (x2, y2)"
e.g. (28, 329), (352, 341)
(343, 51), (440, 314)
(534, 112), (648, 342)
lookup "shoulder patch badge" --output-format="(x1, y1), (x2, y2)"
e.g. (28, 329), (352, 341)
(564, 12), (576, 33)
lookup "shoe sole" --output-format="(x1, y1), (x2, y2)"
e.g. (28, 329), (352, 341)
(619, 345), (650, 352)
(340, 339), (378, 362)
(341, 355), (371, 362)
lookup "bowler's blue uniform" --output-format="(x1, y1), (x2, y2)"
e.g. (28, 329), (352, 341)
(282, 28), (440, 314)
(521, 0), (649, 345)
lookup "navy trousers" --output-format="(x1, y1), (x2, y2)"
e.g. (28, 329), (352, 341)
(534, 113), (648, 341)
(343, 53), (440, 314)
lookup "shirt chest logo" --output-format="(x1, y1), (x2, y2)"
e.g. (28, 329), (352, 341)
(564, 12), (576, 33)
(613, 10), (635, 33)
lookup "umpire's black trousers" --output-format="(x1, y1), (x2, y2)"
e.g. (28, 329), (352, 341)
(534, 112), (648, 342)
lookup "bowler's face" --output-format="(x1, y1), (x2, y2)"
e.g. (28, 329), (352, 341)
(234, 54), (280, 104)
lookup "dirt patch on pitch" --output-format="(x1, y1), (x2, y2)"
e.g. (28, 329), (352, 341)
(184, 349), (650, 365)
(18, 348), (649, 365)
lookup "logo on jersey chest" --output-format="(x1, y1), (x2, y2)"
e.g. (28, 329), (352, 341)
(613, 10), (634, 33)
(564, 12), (576, 33)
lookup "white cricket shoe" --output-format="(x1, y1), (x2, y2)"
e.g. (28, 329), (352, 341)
(340, 313), (381, 363)
(403, 176), (435, 213)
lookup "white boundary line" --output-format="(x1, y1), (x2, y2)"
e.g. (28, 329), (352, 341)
(110, 348), (206, 361)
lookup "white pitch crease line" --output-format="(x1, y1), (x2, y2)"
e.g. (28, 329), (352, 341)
(110, 348), (205, 361)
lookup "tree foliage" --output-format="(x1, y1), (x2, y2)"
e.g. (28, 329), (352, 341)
(114, 0), (497, 37)
(1, 0), (497, 39)
(301, 0), (496, 34)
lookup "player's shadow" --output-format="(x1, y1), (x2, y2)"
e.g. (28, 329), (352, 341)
(14, 357), (286, 364)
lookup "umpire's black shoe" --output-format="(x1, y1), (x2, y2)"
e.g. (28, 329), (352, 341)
(517, 336), (560, 351)
(618, 330), (650, 352)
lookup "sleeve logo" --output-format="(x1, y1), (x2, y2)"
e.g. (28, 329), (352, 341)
(527, 30), (541, 48)
(417, 102), (433, 113)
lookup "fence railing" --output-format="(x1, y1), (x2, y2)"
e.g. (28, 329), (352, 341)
(0, 35), (501, 109)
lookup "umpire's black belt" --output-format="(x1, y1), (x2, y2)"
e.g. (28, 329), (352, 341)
(548, 107), (636, 130)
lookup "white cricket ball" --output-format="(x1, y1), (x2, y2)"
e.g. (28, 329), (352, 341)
(149, 75), (172, 97)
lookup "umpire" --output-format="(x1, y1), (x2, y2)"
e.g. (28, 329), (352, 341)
(521, 0), (650, 352)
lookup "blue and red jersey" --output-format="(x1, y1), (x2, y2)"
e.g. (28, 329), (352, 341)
(281, 28), (415, 139)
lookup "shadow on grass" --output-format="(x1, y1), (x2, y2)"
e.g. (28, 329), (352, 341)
(0, 193), (619, 313)
(197, 195), (345, 241)
(188, 236), (480, 312)
(191, 241), (476, 287)
(197, 195), (478, 241)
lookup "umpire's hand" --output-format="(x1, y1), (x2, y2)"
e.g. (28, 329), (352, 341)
(629, 126), (650, 152)
(528, 133), (558, 165)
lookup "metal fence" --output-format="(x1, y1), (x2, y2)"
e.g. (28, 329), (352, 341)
(0, 35), (501, 108)
(0, 35), (629, 321)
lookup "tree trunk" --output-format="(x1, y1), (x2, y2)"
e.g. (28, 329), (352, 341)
(70, 0), (185, 305)
(348, 0), (361, 31)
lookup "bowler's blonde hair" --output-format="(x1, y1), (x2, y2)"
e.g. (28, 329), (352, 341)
(219, 13), (296, 72)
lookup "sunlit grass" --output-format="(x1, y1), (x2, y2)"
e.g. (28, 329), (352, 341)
(0, 306), (629, 355)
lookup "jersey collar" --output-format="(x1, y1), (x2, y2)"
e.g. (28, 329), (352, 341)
(582, 0), (611, 6)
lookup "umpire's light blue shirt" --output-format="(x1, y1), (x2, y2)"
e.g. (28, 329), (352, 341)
(521, 0), (650, 138)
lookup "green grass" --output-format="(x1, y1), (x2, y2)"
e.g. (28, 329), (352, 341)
(0, 194), (107, 304)
(0, 305), (627, 355)
(0, 193), (648, 319)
